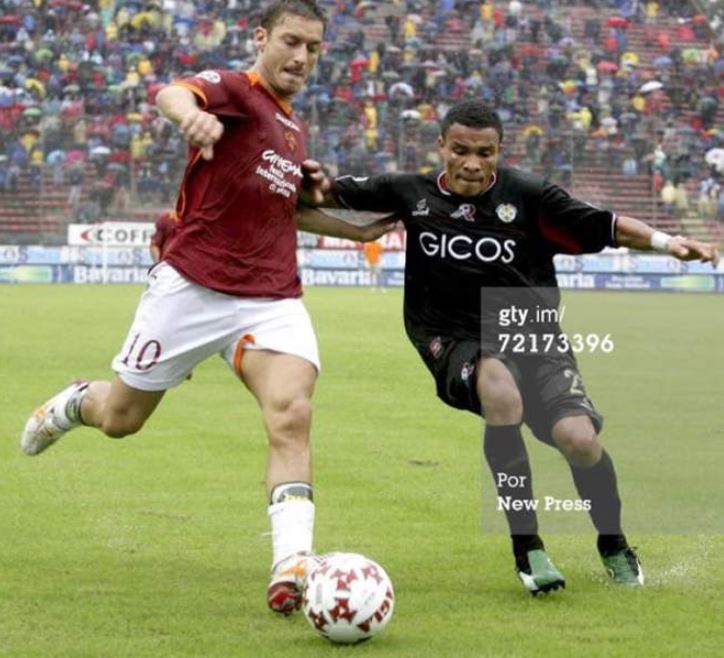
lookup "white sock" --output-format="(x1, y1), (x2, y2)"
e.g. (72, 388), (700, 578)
(63, 382), (89, 426)
(268, 482), (315, 569)
(54, 382), (88, 429)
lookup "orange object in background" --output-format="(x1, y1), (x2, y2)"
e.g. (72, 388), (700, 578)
(363, 241), (384, 266)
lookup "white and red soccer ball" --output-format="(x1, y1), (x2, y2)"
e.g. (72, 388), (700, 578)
(302, 552), (395, 644)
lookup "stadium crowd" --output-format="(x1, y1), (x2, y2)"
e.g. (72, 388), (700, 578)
(0, 0), (722, 223)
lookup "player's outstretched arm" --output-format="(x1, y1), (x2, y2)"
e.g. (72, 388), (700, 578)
(156, 85), (223, 160)
(296, 207), (396, 242)
(615, 215), (720, 266)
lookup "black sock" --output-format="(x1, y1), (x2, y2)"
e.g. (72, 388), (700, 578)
(569, 450), (627, 555)
(512, 534), (545, 571)
(483, 424), (541, 559)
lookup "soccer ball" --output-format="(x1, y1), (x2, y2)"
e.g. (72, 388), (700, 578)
(302, 552), (395, 644)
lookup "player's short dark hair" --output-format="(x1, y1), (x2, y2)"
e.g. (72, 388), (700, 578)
(260, 0), (327, 31)
(440, 101), (504, 144)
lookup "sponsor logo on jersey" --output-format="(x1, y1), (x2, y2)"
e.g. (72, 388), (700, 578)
(412, 198), (430, 217)
(256, 150), (303, 198)
(284, 130), (298, 152)
(275, 111), (301, 132)
(261, 150), (303, 178)
(418, 231), (516, 263)
(451, 203), (476, 223)
(429, 336), (443, 358)
(495, 203), (518, 223)
(460, 361), (475, 382)
(195, 70), (221, 84)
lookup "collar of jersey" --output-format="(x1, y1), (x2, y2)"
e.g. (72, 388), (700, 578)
(245, 70), (294, 116)
(436, 171), (497, 197)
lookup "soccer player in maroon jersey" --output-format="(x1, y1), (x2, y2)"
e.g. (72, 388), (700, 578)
(20, 0), (391, 616)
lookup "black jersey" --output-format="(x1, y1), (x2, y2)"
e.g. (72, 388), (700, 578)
(332, 167), (617, 344)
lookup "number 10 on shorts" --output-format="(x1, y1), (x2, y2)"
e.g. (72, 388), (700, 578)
(120, 332), (163, 371)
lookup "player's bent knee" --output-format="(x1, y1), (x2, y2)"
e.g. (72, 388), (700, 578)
(476, 360), (523, 423)
(478, 383), (523, 423)
(265, 396), (313, 439)
(553, 420), (600, 467)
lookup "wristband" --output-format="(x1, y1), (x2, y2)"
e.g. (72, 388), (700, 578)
(650, 231), (672, 252)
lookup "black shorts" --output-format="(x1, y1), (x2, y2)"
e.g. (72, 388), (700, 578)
(415, 337), (603, 446)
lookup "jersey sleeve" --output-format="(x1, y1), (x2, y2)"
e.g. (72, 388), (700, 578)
(332, 174), (407, 213)
(537, 182), (617, 254)
(169, 70), (245, 117)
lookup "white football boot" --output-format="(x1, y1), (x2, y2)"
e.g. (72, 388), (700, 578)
(267, 552), (321, 615)
(21, 381), (88, 455)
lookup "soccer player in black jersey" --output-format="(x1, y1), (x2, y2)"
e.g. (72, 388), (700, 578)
(299, 100), (719, 594)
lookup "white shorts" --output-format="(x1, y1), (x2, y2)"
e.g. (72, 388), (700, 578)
(112, 262), (320, 391)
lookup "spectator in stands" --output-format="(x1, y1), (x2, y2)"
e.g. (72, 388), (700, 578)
(698, 175), (721, 219)
(28, 160), (42, 194)
(6, 162), (21, 195)
(623, 154), (639, 176)
(90, 176), (114, 219)
(644, 1), (660, 25)
(661, 179), (676, 215)
(67, 165), (84, 215)
(674, 179), (690, 218)
(0, 0), (721, 234)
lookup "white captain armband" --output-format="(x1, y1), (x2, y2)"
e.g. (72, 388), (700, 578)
(650, 231), (673, 253)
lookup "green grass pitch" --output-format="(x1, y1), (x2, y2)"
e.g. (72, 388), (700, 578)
(1, 285), (722, 657)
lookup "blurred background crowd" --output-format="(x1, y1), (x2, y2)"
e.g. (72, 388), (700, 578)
(0, 0), (722, 243)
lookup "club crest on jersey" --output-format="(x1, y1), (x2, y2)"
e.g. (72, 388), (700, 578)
(284, 130), (297, 152)
(195, 70), (221, 84)
(495, 203), (518, 223)
(412, 198), (430, 217)
(451, 203), (476, 223)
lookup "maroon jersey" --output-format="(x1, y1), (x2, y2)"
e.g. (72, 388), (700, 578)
(163, 70), (307, 297)
(150, 210), (176, 260)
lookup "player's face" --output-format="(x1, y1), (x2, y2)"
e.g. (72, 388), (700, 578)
(254, 14), (323, 100)
(438, 124), (501, 197)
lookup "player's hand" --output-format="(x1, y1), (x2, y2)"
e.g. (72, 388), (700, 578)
(300, 159), (331, 206)
(355, 218), (398, 242)
(179, 109), (224, 160)
(667, 236), (720, 267)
